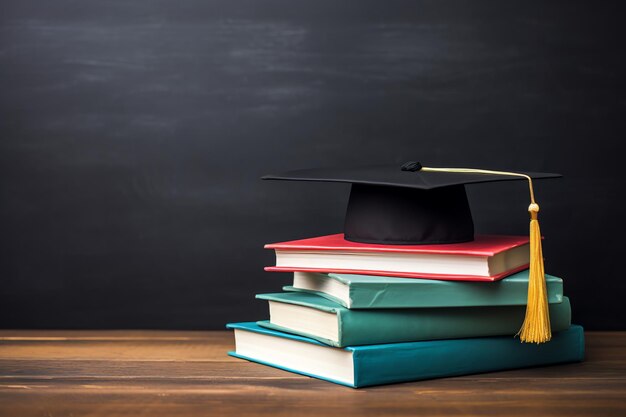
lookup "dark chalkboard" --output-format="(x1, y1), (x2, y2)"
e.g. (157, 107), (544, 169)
(1, 0), (624, 329)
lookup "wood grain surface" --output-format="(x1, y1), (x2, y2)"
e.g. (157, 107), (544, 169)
(1, 330), (625, 416)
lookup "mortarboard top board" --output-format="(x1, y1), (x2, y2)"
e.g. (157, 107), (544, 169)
(262, 162), (561, 246)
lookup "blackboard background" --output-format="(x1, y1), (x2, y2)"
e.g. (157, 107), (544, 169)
(1, 0), (624, 329)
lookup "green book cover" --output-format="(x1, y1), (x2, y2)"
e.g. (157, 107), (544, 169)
(284, 269), (563, 309)
(256, 291), (572, 347)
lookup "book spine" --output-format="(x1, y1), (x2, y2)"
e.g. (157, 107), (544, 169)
(352, 325), (585, 387)
(337, 298), (571, 347)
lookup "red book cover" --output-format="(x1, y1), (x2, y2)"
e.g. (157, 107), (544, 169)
(265, 234), (530, 282)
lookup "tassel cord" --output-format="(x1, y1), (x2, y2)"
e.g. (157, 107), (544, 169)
(419, 167), (537, 205)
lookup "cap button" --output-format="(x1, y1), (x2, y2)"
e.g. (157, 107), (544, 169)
(401, 161), (423, 172)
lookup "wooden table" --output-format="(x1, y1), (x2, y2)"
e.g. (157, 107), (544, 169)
(1, 330), (625, 416)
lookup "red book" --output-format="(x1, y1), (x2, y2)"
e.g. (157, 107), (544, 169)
(265, 234), (530, 282)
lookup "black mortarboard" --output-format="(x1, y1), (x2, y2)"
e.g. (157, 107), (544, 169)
(263, 161), (562, 344)
(262, 162), (560, 245)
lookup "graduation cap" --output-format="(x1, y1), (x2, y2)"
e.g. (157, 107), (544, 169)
(263, 162), (562, 344)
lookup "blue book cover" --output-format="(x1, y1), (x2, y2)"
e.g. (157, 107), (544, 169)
(227, 322), (585, 388)
(284, 270), (563, 309)
(256, 292), (571, 347)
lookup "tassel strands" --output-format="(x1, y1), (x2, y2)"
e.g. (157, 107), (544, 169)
(518, 204), (551, 343)
(419, 166), (552, 344)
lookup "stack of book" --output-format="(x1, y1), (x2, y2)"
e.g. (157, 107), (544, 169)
(229, 163), (584, 387)
(227, 233), (584, 388)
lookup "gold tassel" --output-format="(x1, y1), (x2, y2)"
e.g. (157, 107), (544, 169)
(517, 203), (551, 343)
(420, 166), (551, 343)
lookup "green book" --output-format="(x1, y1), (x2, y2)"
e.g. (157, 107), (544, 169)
(256, 291), (572, 347)
(284, 270), (563, 309)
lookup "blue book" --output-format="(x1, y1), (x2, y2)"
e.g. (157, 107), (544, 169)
(284, 270), (564, 309)
(227, 322), (585, 388)
(256, 292), (571, 347)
